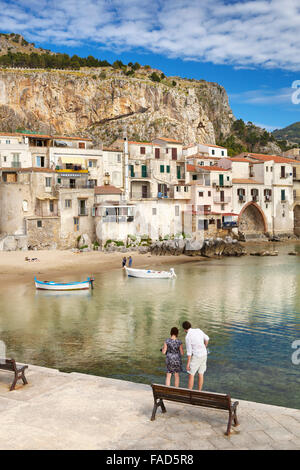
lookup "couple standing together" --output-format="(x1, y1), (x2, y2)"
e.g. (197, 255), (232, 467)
(161, 321), (209, 390)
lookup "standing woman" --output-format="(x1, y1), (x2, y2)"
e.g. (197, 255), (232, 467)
(161, 327), (184, 387)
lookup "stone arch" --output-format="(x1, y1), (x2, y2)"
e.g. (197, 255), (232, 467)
(238, 202), (267, 234)
(293, 204), (300, 236)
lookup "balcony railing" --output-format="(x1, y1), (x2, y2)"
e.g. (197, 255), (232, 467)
(213, 196), (231, 204)
(223, 221), (238, 228)
(131, 192), (151, 199)
(78, 208), (89, 216)
(11, 162), (22, 168)
(56, 181), (95, 189)
(102, 215), (134, 223)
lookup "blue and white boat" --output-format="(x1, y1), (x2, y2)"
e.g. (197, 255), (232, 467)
(34, 276), (93, 291)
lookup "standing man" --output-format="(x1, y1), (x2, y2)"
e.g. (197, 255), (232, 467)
(182, 321), (209, 391)
(128, 256), (133, 267)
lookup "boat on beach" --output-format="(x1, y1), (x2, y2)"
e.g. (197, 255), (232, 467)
(124, 267), (176, 279)
(34, 276), (94, 291)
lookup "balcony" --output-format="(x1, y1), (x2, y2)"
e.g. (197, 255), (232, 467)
(213, 196), (231, 204)
(56, 180), (95, 190)
(223, 221), (238, 228)
(78, 208), (89, 216)
(102, 215), (134, 223)
(11, 161), (22, 168)
(238, 196), (246, 203)
(129, 169), (152, 179)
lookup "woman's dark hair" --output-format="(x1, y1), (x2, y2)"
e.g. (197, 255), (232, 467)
(182, 321), (191, 330)
(170, 327), (179, 337)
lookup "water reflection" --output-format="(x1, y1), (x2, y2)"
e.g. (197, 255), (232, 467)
(0, 246), (299, 408)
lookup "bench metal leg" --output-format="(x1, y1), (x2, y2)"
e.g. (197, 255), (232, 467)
(225, 402), (239, 436)
(9, 374), (18, 391)
(21, 371), (28, 385)
(225, 411), (233, 436)
(150, 399), (167, 421)
(151, 402), (158, 421)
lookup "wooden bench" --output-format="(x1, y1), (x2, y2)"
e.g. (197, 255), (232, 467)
(0, 359), (28, 391)
(151, 384), (239, 436)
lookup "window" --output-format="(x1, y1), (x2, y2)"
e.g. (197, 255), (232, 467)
(271, 167), (273, 172)
(160, 165), (165, 173)
(221, 150), (224, 156)
(88, 160), (96, 167)
(251, 188), (259, 201)
(49, 201), (54, 212)
(36, 156), (45, 167)
(129, 165), (135, 177)
(211, 149), (215, 155)
(281, 189), (286, 201)
(155, 148), (160, 159)
(152, 208), (157, 215)
(221, 204), (225, 211)
(192, 174), (197, 180)
(171, 148), (177, 160)
(264, 189), (272, 201)
(78, 142), (86, 149)
(176, 186), (180, 192)
(117, 154), (121, 163)
(37, 220), (42, 228)
(45, 177), (52, 187)
(208, 191), (211, 197)
(140, 147), (145, 155)
(266, 166), (269, 172)
(200, 161), (204, 166)
(175, 205), (179, 216)
(3, 156), (6, 162)
(74, 217), (79, 231)
(281, 166), (286, 178)
(293, 167), (297, 178)
(65, 199), (72, 208)
(12, 153), (20, 167)
(6, 140), (10, 144)
(184, 186), (189, 192)
(166, 165), (170, 173)
(198, 191), (204, 197)
(22, 200), (28, 212)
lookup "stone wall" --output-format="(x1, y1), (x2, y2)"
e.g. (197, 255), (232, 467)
(26, 217), (60, 249)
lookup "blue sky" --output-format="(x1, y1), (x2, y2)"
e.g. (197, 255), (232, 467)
(2, 0), (300, 132)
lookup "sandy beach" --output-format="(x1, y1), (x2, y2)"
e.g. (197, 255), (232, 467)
(1, 239), (299, 286)
(0, 250), (205, 286)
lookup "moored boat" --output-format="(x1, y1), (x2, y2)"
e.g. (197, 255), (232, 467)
(34, 276), (94, 290)
(124, 267), (176, 279)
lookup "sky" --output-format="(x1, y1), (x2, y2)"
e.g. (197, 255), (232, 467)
(1, 0), (300, 132)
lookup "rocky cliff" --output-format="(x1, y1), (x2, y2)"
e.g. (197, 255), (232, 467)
(0, 68), (234, 145)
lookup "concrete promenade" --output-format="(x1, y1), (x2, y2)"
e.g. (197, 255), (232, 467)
(0, 364), (299, 450)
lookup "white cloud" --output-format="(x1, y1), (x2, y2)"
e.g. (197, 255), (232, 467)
(2, 0), (300, 70)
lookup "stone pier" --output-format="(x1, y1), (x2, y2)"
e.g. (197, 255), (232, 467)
(0, 364), (299, 450)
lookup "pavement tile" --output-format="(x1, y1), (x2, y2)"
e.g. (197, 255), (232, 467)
(0, 366), (299, 450)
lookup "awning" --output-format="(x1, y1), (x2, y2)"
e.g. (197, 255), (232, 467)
(60, 156), (86, 165)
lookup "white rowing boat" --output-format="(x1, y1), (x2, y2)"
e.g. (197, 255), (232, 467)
(124, 267), (176, 279)
(34, 276), (94, 290)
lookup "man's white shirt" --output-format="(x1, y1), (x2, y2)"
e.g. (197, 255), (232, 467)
(185, 328), (209, 357)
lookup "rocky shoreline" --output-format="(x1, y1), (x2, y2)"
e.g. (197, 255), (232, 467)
(103, 234), (300, 258)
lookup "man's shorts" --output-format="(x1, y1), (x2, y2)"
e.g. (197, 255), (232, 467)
(188, 355), (207, 376)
